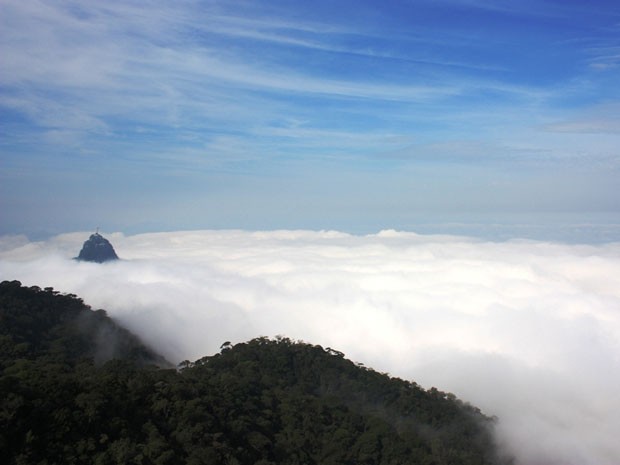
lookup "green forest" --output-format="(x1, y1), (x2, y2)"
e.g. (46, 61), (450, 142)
(0, 280), (513, 465)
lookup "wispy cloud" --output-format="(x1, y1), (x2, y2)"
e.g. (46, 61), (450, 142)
(1, 0), (619, 234)
(541, 103), (620, 135)
(0, 0), (554, 134)
(587, 46), (620, 71)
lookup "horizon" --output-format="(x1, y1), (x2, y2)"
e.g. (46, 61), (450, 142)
(7, 217), (620, 245)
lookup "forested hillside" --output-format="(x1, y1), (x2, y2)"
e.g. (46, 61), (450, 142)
(0, 281), (513, 465)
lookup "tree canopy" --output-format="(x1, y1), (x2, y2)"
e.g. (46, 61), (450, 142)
(0, 280), (513, 465)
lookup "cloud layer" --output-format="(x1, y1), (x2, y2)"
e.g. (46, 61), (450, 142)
(1, 229), (620, 464)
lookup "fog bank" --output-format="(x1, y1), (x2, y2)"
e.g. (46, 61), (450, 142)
(1, 229), (619, 465)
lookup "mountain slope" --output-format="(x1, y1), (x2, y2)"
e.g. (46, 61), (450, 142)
(0, 281), (512, 465)
(0, 280), (166, 366)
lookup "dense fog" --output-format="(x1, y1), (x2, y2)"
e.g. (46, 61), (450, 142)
(1, 229), (619, 465)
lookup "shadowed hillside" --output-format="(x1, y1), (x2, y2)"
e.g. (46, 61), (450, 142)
(0, 281), (513, 465)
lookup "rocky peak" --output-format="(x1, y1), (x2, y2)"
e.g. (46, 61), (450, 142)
(76, 232), (119, 263)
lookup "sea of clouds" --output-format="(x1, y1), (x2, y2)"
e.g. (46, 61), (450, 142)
(1, 229), (620, 465)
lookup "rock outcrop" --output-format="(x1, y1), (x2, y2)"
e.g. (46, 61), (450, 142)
(76, 232), (119, 263)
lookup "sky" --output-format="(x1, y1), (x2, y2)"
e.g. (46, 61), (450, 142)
(1, 0), (620, 239)
(2, 230), (620, 464)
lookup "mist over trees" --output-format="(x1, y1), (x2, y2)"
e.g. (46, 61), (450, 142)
(0, 281), (512, 465)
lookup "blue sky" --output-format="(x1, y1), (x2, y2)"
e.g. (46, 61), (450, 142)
(1, 0), (619, 238)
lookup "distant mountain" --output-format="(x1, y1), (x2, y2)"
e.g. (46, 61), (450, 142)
(76, 232), (119, 263)
(0, 281), (513, 465)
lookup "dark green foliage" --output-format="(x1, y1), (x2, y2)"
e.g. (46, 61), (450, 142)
(0, 280), (167, 367)
(0, 281), (513, 465)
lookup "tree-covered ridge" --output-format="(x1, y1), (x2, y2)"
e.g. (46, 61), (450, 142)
(0, 280), (167, 367)
(184, 337), (512, 465)
(0, 281), (513, 465)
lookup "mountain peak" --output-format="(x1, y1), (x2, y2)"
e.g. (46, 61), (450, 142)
(76, 232), (119, 263)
